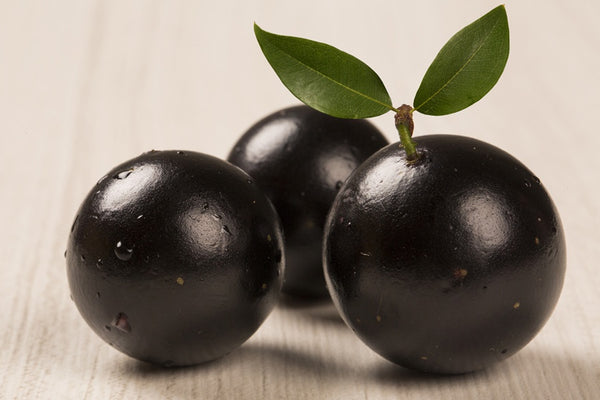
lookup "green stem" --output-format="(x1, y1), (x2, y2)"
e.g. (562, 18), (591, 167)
(394, 104), (419, 162)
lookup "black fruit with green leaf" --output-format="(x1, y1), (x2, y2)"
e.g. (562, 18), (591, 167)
(228, 105), (388, 297)
(66, 150), (284, 366)
(256, 5), (566, 373)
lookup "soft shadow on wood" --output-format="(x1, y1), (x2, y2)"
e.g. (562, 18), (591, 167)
(277, 293), (345, 326)
(120, 341), (350, 377)
(112, 340), (600, 399)
(372, 348), (600, 398)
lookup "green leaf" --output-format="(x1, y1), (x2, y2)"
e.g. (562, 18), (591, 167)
(413, 5), (509, 116)
(254, 24), (395, 119)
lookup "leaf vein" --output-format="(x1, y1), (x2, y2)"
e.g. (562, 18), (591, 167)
(267, 40), (395, 113)
(414, 18), (501, 112)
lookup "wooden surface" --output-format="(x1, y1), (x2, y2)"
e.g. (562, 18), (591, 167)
(1, 1), (599, 399)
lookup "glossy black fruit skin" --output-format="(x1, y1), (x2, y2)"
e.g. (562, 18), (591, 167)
(66, 150), (284, 366)
(228, 105), (388, 297)
(324, 135), (566, 374)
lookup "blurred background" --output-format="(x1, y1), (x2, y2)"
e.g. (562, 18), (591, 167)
(1, 0), (598, 398)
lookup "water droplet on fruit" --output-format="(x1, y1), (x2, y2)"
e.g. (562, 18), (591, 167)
(96, 258), (103, 269)
(96, 292), (101, 298)
(501, 349), (508, 354)
(111, 312), (131, 333)
(212, 214), (222, 220)
(176, 151), (185, 155)
(136, 214), (144, 220)
(114, 169), (133, 179)
(202, 202), (209, 211)
(335, 181), (343, 190)
(104, 325), (111, 331)
(346, 221), (352, 228)
(533, 176), (541, 185)
(247, 179), (253, 184)
(222, 225), (231, 235)
(80, 254), (86, 262)
(114, 241), (133, 261)
(63, 249), (67, 258)
(523, 179), (532, 188)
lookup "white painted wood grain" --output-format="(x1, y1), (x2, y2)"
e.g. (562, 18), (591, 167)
(1, 1), (599, 399)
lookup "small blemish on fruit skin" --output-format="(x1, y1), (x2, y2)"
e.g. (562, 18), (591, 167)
(176, 277), (184, 285)
(376, 315), (382, 322)
(111, 312), (131, 333)
(534, 237), (540, 245)
(267, 234), (272, 242)
(420, 356), (428, 360)
(513, 301), (520, 310)
(453, 268), (468, 279)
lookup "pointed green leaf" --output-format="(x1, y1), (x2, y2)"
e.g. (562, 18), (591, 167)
(254, 24), (394, 119)
(413, 5), (509, 116)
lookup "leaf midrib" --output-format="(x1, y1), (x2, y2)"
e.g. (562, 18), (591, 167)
(265, 38), (395, 113)
(414, 17), (502, 112)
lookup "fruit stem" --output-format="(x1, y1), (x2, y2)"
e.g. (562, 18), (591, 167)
(395, 105), (419, 162)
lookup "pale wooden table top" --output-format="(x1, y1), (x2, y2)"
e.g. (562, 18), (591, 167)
(1, 1), (599, 399)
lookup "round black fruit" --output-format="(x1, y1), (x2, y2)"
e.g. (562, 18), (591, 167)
(228, 105), (388, 297)
(323, 135), (566, 374)
(66, 150), (284, 366)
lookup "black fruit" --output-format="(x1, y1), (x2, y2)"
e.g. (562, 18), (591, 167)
(323, 135), (566, 374)
(228, 105), (388, 297)
(66, 150), (284, 366)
